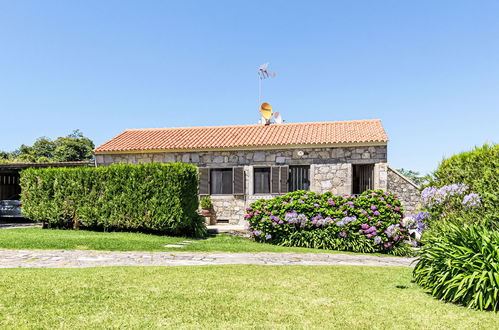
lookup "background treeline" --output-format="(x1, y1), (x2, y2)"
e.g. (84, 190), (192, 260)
(0, 129), (94, 163)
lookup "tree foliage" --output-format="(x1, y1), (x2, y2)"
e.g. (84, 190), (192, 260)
(396, 168), (430, 186)
(0, 130), (94, 163)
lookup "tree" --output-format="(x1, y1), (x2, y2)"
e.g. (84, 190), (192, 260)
(1, 130), (94, 163)
(32, 137), (56, 159)
(396, 168), (430, 186)
(52, 130), (94, 162)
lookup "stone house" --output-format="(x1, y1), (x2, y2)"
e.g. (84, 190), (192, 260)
(94, 119), (420, 224)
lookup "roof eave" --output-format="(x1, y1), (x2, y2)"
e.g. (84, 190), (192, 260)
(94, 141), (388, 155)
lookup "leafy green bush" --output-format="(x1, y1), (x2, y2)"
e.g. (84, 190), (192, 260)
(246, 190), (413, 254)
(413, 224), (499, 311)
(200, 196), (213, 210)
(429, 144), (498, 225)
(20, 163), (206, 237)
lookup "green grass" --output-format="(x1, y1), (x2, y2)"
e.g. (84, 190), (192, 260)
(0, 228), (383, 254)
(0, 265), (496, 329)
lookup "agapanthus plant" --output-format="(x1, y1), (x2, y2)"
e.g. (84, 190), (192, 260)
(419, 183), (483, 233)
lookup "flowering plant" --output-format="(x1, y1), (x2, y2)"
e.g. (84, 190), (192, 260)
(419, 183), (483, 231)
(246, 189), (411, 254)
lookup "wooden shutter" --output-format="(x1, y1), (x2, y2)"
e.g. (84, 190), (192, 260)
(280, 166), (289, 194)
(233, 167), (245, 195)
(199, 167), (210, 195)
(270, 166), (280, 194)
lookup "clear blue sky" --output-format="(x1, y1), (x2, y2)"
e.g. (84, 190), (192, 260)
(1, 1), (498, 174)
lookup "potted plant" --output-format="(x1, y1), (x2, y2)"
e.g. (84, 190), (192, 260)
(200, 196), (214, 217)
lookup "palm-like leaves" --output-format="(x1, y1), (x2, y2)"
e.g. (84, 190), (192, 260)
(413, 224), (499, 311)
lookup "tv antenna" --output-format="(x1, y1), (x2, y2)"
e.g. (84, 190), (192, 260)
(258, 62), (276, 103)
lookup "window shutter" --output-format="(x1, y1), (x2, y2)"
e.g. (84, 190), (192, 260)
(232, 167), (245, 195)
(280, 166), (289, 194)
(270, 166), (281, 194)
(199, 168), (210, 195)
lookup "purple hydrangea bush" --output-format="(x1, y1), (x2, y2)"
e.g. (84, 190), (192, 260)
(246, 189), (412, 254)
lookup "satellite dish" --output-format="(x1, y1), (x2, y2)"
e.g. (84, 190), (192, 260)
(273, 111), (283, 124)
(259, 102), (273, 120)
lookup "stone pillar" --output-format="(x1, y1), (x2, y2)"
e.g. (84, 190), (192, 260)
(374, 163), (388, 191)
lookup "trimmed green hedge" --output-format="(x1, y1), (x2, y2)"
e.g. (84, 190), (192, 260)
(20, 163), (206, 237)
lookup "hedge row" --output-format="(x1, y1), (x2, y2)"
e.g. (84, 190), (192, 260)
(20, 163), (205, 237)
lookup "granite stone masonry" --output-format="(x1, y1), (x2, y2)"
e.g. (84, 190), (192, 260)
(387, 167), (421, 215)
(96, 146), (388, 167)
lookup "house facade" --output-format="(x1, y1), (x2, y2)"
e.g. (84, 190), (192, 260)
(94, 120), (420, 224)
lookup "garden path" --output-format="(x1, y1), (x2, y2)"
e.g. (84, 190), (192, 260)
(0, 249), (416, 268)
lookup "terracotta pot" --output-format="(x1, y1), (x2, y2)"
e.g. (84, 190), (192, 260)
(200, 209), (213, 217)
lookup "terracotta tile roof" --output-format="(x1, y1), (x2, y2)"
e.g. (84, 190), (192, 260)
(94, 119), (388, 153)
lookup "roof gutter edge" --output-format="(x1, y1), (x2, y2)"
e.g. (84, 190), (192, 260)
(93, 141), (388, 155)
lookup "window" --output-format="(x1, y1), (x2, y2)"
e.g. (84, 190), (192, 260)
(289, 166), (310, 192)
(252, 166), (288, 195)
(210, 168), (233, 194)
(352, 164), (374, 194)
(199, 167), (245, 196)
(254, 168), (270, 194)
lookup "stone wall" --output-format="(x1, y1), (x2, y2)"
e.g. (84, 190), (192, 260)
(95, 145), (388, 225)
(95, 145), (387, 167)
(311, 164), (352, 194)
(387, 167), (421, 215)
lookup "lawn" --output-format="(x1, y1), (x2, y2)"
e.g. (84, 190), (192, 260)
(0, 227), (378, 254)
(0, 265), (496, 329)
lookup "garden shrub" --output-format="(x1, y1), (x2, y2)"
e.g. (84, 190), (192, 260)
(419, 183), (486, 233)
(429, 144), (498, 225)
(246, 189), (413, 254)
(20, 163), (206, 237)
(413, 224), (499, 311)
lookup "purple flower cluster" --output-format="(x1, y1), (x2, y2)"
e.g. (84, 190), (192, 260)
(336, 216), (357, 227)
(285, 212), (309, 227)
(311, 214), (333, 227)
(421, 184), (469, 207)
(269, 215), (280, 222)
(401, 212), (428, 243)
(360, 224), (378, 238)
(385, 224), (400, 238)
(462, 193), (481, 209)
